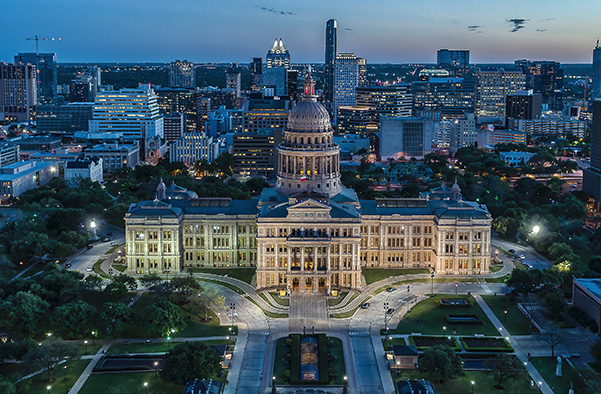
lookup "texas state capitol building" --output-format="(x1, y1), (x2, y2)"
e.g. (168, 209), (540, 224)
(124, 75), (492, 293)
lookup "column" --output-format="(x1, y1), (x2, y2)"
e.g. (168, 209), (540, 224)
(301, 247), (305, 271)
(287, 247), (291, 271)
(327, 246), (331, 272)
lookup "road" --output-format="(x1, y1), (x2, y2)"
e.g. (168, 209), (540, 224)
(66, 223), (125, 275)
(492, 236), (552, 270)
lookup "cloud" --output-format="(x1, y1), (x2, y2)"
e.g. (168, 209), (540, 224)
(507, 18), (528, 32)
(467, 25), (483, 34)
(536, 29), (546, 32)
(344, 28), (352, 31)
(257, 6), (297, 16)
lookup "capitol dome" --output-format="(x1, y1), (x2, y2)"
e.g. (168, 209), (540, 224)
(287, 100), (331, 133)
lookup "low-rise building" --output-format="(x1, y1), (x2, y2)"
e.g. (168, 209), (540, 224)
(387, 345), (419, 370)
(83, 143), (140, 172)
(0, 160), (58, 201)
(65, 158), (103, 183)
(0, 144), (19, 167)
(572, 278), (601, 335)
(169, 132), (221, 168)
(499, 151), (535, 166)
(477, 128), (527, 147)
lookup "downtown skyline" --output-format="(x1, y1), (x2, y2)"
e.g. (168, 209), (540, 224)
(2, 0), (601, 64)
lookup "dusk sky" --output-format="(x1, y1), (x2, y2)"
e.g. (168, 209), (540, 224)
(2, 0), (601, 64)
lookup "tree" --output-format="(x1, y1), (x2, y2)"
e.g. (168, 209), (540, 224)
(419, 345), (463, 383)
(103, 281), (128, 302)
(540, 324), (562, 357)
(193, 286), (225, 321)
(507, 269), (536, 296)
(589, 256), (601, 273)
(0, 291), (50, 338)
(160, 342), (221, 385)
(170, 277), (202, 303)
(144, 301), (186, 337)
(50, 301), (97, 339)
(485, 354), (523, 389)
(24, 340), (80, 382)
(213, 152), (235, 178)
(140, 273), (163, 289)
(113, 273), (138, 291)
(548, 243), (573, 261)
(543, 292), (566, 321)
(99, 302), (132, 338)
(83, 275), (104, 291)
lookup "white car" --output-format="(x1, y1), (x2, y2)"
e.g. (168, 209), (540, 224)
(86, 267), (93, 272)
(519, 254), (526, 260)
(110, 242), (118, 247)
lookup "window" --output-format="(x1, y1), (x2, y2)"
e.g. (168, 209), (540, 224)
(163, 231), (172, 240)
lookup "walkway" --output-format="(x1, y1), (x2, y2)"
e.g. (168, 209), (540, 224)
(474, 295), (554, 394)
(289, 293), (329, 332)
(67, 341), (112, 394)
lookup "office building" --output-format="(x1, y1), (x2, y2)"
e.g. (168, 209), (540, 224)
(336, 106), (377, 135)
(287, 70), (298, 101)
(506, 91), (542, 121)
(262, 67), (288, 97)
(0, 144), (20, 167)
(0, 161), (58, 201)
(251, 57), (262, 92)
(196, 88), (237, 110)
(411, 77), (477, 118)
(593, 41), (601, 99)
(164, 113), (185, 143)
(572, 278), (601, 336)
(83, 143), (140, 172)
(15, 53), (57, 103)
(508, 117), (586, 139)
(379, 116), (436, 160)
(169, 132), (220, 167)
(437, 49), (469, 73)
(333, 53), (366, 123)
(356, 85), (412, 118)
(89, 84), (164, 140)
(324, 19), (338, 105)
(155, 87), (198, 133)
(0, 62), (37, 122)
(36, 102), (94, 133)
(65, 158), (103, 183)
(242, 98), (290, 134)
(475, 69), (525, 119)
(233, 129), (282, 177)
(514, 60), (563, 110)
(265, 38), (291, 69)
(8, 136), (61, 152)
(477, 127), (527, 147)
(169, 60), (196, 88)
(583, 100), (601, 201)
(69, 81), (92, 102)
(226, 72), (241, 98)
(434, 121), (451, 149)
(124, 75), (491, 289)
(449, 113), (476, 153)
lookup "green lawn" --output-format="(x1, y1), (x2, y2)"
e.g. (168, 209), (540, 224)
(11, 359), (90, 394)
(76, 341), (104, 356)
(189, 268), (255, 284)
(244, 296), (288, 318)
(489, 264), (504, 273)
(107, 339), (227, 354)
(198, 278), (245, 294)
(392, 369), (535, 394)
(486, 275), (509, 284)
(362, 268), (430, 285)
(269, 292), (290, 307)
(79, 373), (184, 394)
(382, 337), (407, 352)
(93, 258), (109, 277)
(273, 337), (290, 385)
(531, 357), (587, 394)
(327, 292), (349, 307)
(390, 295), (500, 336)
(481, 295), (532, 335)
(329, 337), (346, 385)
(112, 263), (127, 273)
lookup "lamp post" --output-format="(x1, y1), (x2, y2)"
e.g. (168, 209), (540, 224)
(90, 220), (98, 241)
(504, 310), (507, 323)
(154, 361), (159, 377)
(144, 382), (148, 394)
(471, 380), (475, 394)
(455, 284), (458, 295)
(229, 303), (236, 333)
(167, 334), (172, 351)
(84, 340), (88, 354)
(384, 302), (389, 333)
(430, 272), (435, 295)
(46, 386), (51, 394)
(343, 376), (348, 394)
(63, 365), (67, 381)
(271, 376), (276, 394)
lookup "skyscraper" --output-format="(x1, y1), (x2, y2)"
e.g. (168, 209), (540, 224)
(514, 59), (563, 110)
(265, 38), (290, 69)
(226, 72), (241, 98)
(324, 19), (338, 106)
(437, 49), (470, 74)
(0, 62), (37, 122)
(592, 40), (601, 99)
(15, 53), (57, 104)
(475, 69), (525, 119)
(263, 39), (291, 96)
(506, 91), (542, 121)
(169, 60), (196, 88)
(251, 57), (262, 92)
(583, 100), (601, 201)
(333, 53), (366, 123)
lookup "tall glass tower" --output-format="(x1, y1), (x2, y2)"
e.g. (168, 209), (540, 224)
(592, 40), (601, 99)
(324, 19), (337, 106)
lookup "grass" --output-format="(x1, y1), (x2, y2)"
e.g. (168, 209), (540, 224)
(107, 339), (227, 354)
(273, 337), (290, 385)
(531, 357), (587, 394)
(481, 295), (532, 335)
(11, 359), (90, 394)
(489, 264), (504, 273)
(486, 275), (509, 284)
(112, 264), (127, 273)
(391, 369), (534, 394)
(269, 292), (290, 307)
(382, 337), (407, 351)
(79, 372), (184, 394)
(244, 296), (288, 318)
(327, 292), (349, 307)
(107, 244), (124, 254)
(197, 278), (245, 294)
(362, 268), (430, 285)
(189, 268), (255, 284)
(329, 337), (346, 385)
(329, 297), (370, 318)
(390, 295), (500, 336)
(93, 258), (109, 278)
(77, 342), (104, 356)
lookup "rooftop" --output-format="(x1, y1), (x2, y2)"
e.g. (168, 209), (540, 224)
(575, 278), (601, 301)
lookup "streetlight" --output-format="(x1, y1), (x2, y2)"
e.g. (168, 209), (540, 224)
(167, 335), (172, 350)
(384, 302), (389, 333)
(343, 376), (348, 394)
(430, 272), (435, 295)
(84, 340), (88, 354)
(229, 303), (236, 332)
(471, 380), (475, 394)
(504, 310), (507, 323)
(144, 382), (148, 394)
(154, 361), (159, 377)
(46, 386), (51, 394)
(272, 376), (277, 394)
(455, 284), (458, 295)
(532, 225), (540, 234)
(91, 331), (96, 345)
(90, 220), (99, 241)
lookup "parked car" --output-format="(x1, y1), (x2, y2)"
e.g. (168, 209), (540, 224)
(508, 249), (516, 253)
(386, 287), (396, 292)
(360, 303), (370, 309)
(87, 244), (94, 250)
(386, 308), (395, 315)
(519, 254), (526, 260)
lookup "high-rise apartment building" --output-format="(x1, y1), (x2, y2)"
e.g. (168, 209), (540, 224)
(163, 112), (185, 143)
(583, 100), (601, 201)
(437, 49), (470, 73)
(593, 41), (601, 99)
(449, 113), (476, 153)
(333, 53), (366, 123)
(251, 57), (262, 92)
(411, 77), (477, 118)
(324, 19), (338, 105)
(356, 85), (413, 118)
(475, 69), (525, 119)
(226, 72), (241, 98)
(15, 53), (57, 103)
(89, 84), (164, 140)
(155, 87), (198, 133)
(506, 91), (542, 121)
(169, 60), (196, 88)
(514, 59), (563, 110)
(0, 62), (37, 122)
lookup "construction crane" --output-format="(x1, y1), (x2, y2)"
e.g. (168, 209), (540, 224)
(24, 36), (61, 103)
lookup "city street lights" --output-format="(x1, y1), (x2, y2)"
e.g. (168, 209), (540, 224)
(84, 340), (88, 354)
(272, 376), (276, 394)
(46, 386), (51, 394)
(430, 272), (435, 295)
(154, 361), (159, 377)
(343, 376), (348, 394)
(144, 382), (148, 394)
(471, 380), (475, 394)
(504, 310), (507, 323)
(229, 303), (236, 333)
(532, 225), (540, 234)
(383, 302), (389, 333)
(455, 284), (458, 295)
(90, 220), (99, 241)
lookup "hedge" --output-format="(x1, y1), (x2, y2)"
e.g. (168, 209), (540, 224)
(568, 306), (599, 333)
(409, 336), (461, 351)
(460, 337), (514, 352)
(435, 298), (471, 308)
(289, 334), (329, 385)
(444, 314), (484, 325)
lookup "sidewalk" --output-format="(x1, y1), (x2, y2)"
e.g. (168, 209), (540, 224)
(474, 294), (554, 394)
(68, 341), (112, 394)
